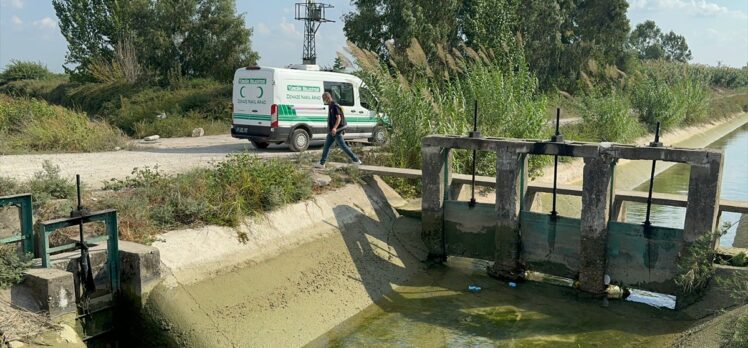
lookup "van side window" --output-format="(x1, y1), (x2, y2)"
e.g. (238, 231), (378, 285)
(360, 86), (377, 110)
(323, 82), (354, 106)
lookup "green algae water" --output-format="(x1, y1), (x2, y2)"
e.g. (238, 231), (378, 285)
(311, 258), (691, 347)
(313, 123), (748, 347)
(625, 122), (748, 247)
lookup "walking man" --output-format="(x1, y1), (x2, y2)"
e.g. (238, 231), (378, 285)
(315, 92), (362, 168)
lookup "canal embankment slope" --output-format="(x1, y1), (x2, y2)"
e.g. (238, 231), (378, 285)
(143, 177), (429, 347)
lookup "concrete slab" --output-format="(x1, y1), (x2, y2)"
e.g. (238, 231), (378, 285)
(119, 241), (161, 303)
(20, 268), (76, 318)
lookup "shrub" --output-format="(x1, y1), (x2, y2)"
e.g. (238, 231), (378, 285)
(26, 161), (76, 208)
(629, 77), (686, 131)
(0, 77), (232, 139)
(108, 82), (231, 136)
(677, 78), (710, 124)
(579, 93), (644, 142)
(710, 92), (748, 120)
(0, 95), (126, 154)
(132, 112), (230, 138)
(0, 161), (75, 209)
(0, 77), (67, 99)
(100, 155), (313, 242)
(349, 41), (548, 178)
(637, 60), (748, 89)
(0, 244), (33, 289)
(0, 60), (53, 83)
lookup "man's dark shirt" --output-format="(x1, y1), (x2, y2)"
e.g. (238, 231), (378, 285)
(327, 102), (347, 131)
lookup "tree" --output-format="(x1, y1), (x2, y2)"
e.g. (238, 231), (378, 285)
(53, 0), (124, 78)
(53, 0), (258, 82)
(344, 0), (463, 59)
(629, 20), (691, 62)
(573, 0), (631, 67)
(343, 0), (633, 91)
(661, 31), (692, 62)
(629, 20), (664, 60)
(332, 57), (345, 72)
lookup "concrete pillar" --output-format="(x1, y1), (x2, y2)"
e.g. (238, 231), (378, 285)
(684, 157), (723, 243)
(448, 182), (464, 201)
(20, 268), (76, 318)
(579, 156), (614, 294)
(610, 199), (626, 222)
(489, 151), (526, 279)
(421, 145), (451, 261)
(732, 214), (748, 248)
(119, 241), (161, 305)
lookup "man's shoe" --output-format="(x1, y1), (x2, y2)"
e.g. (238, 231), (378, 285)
(353, 160), (363, 166)
(314, 162), (326, 169)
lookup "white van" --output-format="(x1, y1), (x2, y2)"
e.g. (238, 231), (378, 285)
(231, 65), (385, 151)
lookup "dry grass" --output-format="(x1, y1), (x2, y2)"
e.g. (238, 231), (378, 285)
(0, 299), (59, 344)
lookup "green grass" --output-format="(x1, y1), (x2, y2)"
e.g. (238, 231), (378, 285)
(0, 95), (126, 154)
(0, 77), (231, 139)
(99, 154), (313, 242)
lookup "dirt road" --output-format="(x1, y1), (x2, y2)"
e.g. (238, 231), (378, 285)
(0, 134), (362, 188)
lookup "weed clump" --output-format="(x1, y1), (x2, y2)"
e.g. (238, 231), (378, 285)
(579, 93), (644, 142)
(101, 154), (313, 242)
(0, 161), (75, 209)
(0, 245), (32, 289)
(0, 60), (53, 83)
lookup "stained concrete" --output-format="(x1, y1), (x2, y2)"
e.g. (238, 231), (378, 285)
(579, 156), (614, 294)
(421, 134), (725, 296)
(119, 241), (161, 304)
(19, 268), (76, 318)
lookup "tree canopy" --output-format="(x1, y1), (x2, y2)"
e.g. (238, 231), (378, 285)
(343, 0), (632, 91)
(53, 0), (258, 82)
(629, 20), (691, 62)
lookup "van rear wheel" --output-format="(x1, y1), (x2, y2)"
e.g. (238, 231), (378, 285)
(288, 129), (310, 152)
(250, 140), (270, 149)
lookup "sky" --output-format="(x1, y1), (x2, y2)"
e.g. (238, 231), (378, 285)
(0, 0), (746, 73)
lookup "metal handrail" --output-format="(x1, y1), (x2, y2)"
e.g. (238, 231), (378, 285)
(0, 193), (34, 254)
(38, 209), (120, 293)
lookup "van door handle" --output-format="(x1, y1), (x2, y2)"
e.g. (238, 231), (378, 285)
(359, 111), (364, 114)
(251, 109), (258, 112)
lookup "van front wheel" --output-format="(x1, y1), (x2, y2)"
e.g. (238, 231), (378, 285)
(369, 126), (387, 146)
(288, 129), (310, 152)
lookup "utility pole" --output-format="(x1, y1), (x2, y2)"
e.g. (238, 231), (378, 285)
(295, 0), (334, 65)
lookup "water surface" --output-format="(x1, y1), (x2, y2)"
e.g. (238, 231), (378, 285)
(312, 258), (691, 347)
(625, 122), (748, 246)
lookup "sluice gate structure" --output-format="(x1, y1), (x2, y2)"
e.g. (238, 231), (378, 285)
(420, 135), (724, 306)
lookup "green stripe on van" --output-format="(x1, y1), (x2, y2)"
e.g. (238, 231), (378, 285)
(234, 111), (377, 123)
(233, 113), (271, 120)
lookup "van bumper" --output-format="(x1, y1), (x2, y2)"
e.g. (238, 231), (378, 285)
(231, 124), (289, 142)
